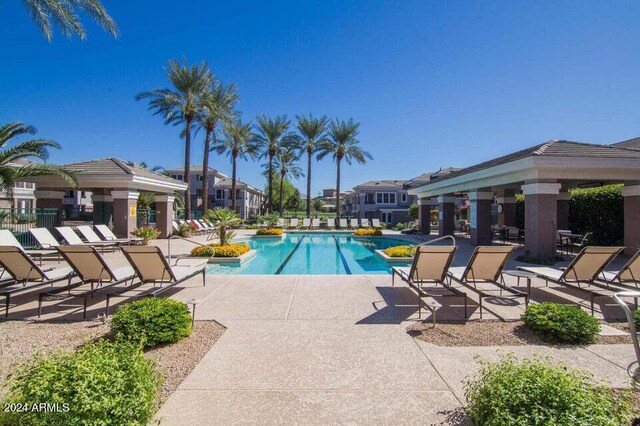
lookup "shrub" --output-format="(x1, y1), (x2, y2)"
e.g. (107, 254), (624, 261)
(190, 245), (215, 257)
(212, 242), (250, 257)
(131, 226), (160, 240)
(383, 245), (416, 257)
(354, 228), (382, 236)
(464, 354), (631, 426)
(0, 340), (160, 426)
(633, 309), (640, 330)
(256, 228), (284, 236)
(522, 302), (600, 344)
(408, 203), (419, 221)
(111, 298), (192, 347)
(393, 222), (408, 231)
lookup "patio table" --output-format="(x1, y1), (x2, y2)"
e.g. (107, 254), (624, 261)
(503, 269), (535, 299)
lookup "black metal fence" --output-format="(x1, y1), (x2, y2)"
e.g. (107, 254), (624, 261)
(0, 208), (60, 247)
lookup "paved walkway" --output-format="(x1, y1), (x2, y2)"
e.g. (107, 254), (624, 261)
(156, 273), (636, 425)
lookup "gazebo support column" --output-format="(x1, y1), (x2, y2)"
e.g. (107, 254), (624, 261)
(111, 190), (139, 238)
(522, 183), (561, 259)
(623, 185), (640, 256)
(418, 198), (431, 234)
(34, 190), (64, 210)
(155, 194), (175, 238)
(437, 195), (455, 237)
(557, 191), (570, 230)
(469, 191), (493, 245)
(91, 192), (113, 226)
(496, 190), (516, 227)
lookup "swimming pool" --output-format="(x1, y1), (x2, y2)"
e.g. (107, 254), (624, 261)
(206, 233), (411, 275)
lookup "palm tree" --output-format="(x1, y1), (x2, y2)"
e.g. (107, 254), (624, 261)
(205, 207), (241, 246)
(0, 122), (77, 206)
(293, 114), (328, 217)
(213, 119), (257, 213)
(22, 0), (119, 41)
(136, 59), (214, 220)
(197, 82), (239, 214)
(317, 119), (372, 228)
(253, 115), (296, 213)
(273, 150), (303, 217)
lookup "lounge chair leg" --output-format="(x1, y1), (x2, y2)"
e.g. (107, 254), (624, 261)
(590, 294), (595, 316)
(38, 295), (43, 318)
(83, 297), (87, 319)
(479, 297), (483, 319)
(105, 296), (111, 317)
(5, 295), (9, 317)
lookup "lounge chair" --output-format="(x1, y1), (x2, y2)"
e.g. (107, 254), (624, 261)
(95, 224), (142, 244)
(77, 225), (132, 247)
(55, 226), (117, 252)
(0, 229), (58, 265)
(302, 218), (311, 229)
(105, 245), (207, 315)
(372, 218), (381, 228)
(448, 246), (526, 318)
(38, 246), (136, 318)
(187, 220), (208, 235)
(350, 218), (359, 229)
(0, 246), (75, 317)
(598, 249), (640, 290)
(311, 218), (320, 229)
(29, 227), (60, 249)
(361, 218), (371, 228)
(172, 220), (181, 234)
(276, 218), (285, 228)
(519, 246), (624, 314)
(392, 245), (467, 319)
(327, 218), (335, 229)
(288, 218), (299, 229)
(339, 218), (348, 229)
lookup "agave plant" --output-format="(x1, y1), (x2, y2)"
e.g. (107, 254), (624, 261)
(205, 207), (241, 246)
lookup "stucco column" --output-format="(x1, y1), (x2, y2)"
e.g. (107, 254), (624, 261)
(496, 190), (516, 227)
(623, 185), (640, 256)
(417, 198), (431, 234)
(469, 191), (493, 245)
(111, 190), (139, 238)
(438, 195), (455, 237)
(155, 194), (175, 238)
(522, 182), (561, 259)
(91, 193), (113, 226)
(556, 191), (570, 231)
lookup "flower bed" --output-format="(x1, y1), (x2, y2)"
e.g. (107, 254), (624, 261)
(256, 228), (283, 236)
(190, 243), (250, 258)
(383, 245), (416, 257)
(353, 228), (382, 236)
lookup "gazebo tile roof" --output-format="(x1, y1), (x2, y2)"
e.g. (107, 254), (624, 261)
(62, 158), (182, 186)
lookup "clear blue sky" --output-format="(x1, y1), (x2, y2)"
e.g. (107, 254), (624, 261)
(2, 1), (640, 196)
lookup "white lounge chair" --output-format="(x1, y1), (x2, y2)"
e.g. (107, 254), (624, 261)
(95, 224), (141, 244)
(77, 225), (133, 246)
(350, 218), (359, 229)
(339, 218), (348, 229)
(289, 218), (299, 229)
(0, 229), (58, 265)
(372, 218), (381, 228)
(326, 218), (335, 229)
(55, 226), (118, 252)
(361, 219), (371, 228)
(311, 218), (320, 229)
(302, 218), (311, 229)
(277, 218), (285, 228)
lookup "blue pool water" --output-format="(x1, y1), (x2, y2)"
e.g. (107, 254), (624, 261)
(206, 233), (411, 275)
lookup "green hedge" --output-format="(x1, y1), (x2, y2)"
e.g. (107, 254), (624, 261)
(111, 298), (192, 348)
(464, 354), (632, 426)
(0, 340), (160, 426)
(514, 185), (623, 245)
(522, 303), (600, 344)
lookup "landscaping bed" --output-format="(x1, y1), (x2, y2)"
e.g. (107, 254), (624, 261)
(407, 320), (632, 346)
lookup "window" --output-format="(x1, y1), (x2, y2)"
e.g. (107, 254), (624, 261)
(215, 189), (225, 200)
(381, 213), (392, 223)
(197, 175), (203, 181)
(375, 192), (396, 204)
(81, 191), (86, 198)
(401, 193), (407, 203)
(65, 190), (74, 198)
(171, 174), (183, 181)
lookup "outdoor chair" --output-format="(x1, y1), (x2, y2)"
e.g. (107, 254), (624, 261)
(506, 226), (520, 243)
(361, 218), (371, 228)
(447, 246), (526, 318)
(371, 218), (381, 228)
(0, 246), (75, 317)
(77, 225), (133, 247)
(289, 218), (299, 229)
(186, 220), (208, 235)
(302, 218), (311, 229)
(0, 229), (58, 265)
(350, 218), (359, 228)
(311, 218), (320, 229)
(105, 245), (206, 315)
(598, 249), (640, 291)
(172, 221), (181, 234)
(95, 224), (142, 244)
(518, 246), (624, 315)
(277, 218), (285, 228)
(339, 218), (348, 229)
(392, 245), (467, 319)
(55, 226), (117, 253)
(38, 246), (136, 319)
(326, 218), (335, 229)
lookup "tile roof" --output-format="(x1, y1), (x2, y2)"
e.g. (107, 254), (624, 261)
(354, 179), (407, 188)
(62, 158), (183, 186)
(215, 177), (264, 194)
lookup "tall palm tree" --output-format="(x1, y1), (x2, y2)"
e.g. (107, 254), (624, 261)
(197, 82), (239, 213)
(22, 0), (119, 41)
(136, 59), (214, 219)
(273, 150), (303, 217)
(212, 119), (257, 213)
(317, 119), (372, 228)
(293, 114), (328, 217)
(0, 122), (77, 206)
(253, 115), (295, 213)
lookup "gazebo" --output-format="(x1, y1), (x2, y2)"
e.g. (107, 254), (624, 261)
(408, 139), (640, 257)
(26, 158), (187, 238)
